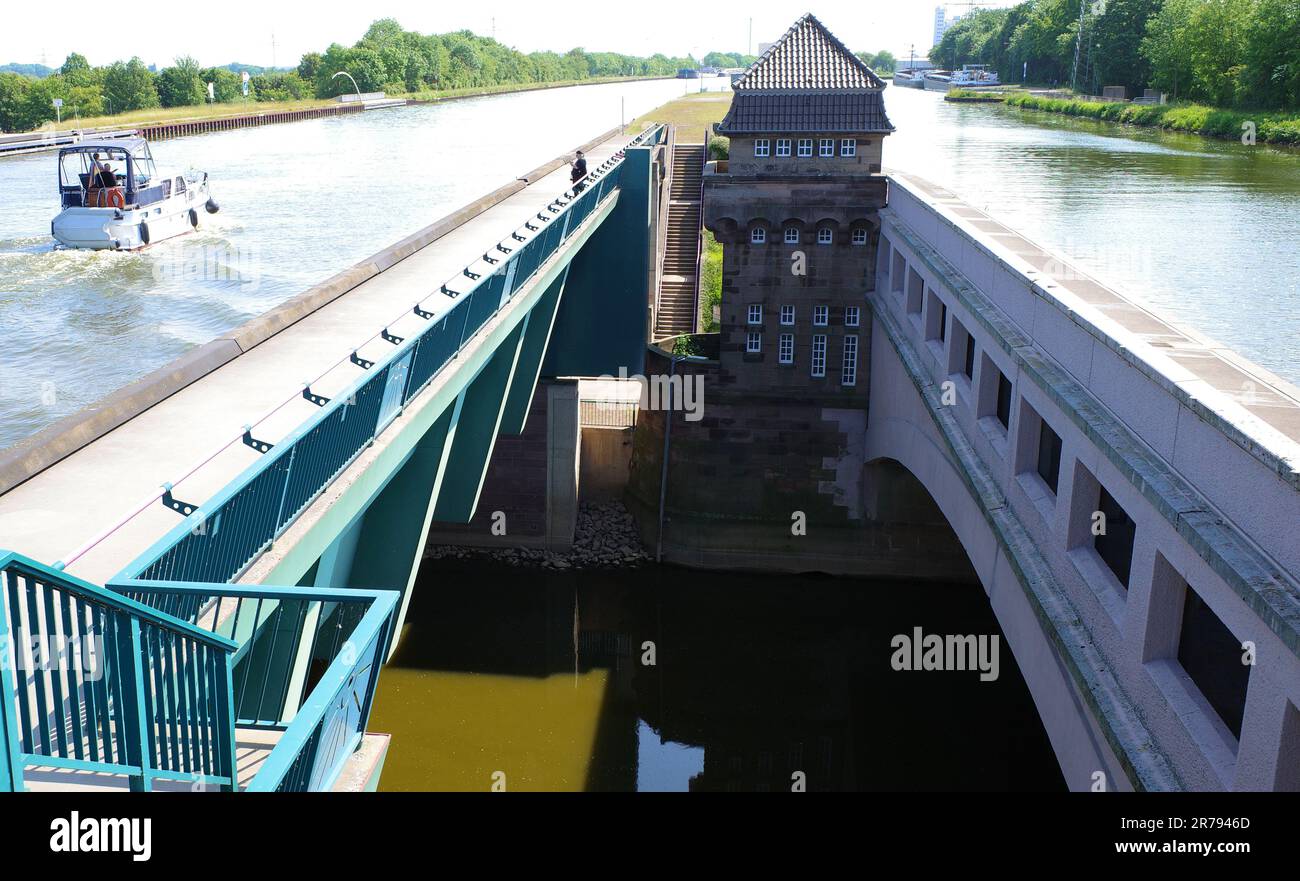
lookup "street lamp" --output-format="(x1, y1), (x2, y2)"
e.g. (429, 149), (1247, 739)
(331, 70), (361, 102)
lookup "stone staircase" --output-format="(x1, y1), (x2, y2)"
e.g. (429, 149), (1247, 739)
(655, 143), (705, 340)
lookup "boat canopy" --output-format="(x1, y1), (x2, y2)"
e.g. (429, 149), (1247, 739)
(57, 137), (159, 207)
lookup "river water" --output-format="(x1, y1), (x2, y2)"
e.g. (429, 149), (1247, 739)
(0, 77), (727, 450)
(369, 558), (1064, 791)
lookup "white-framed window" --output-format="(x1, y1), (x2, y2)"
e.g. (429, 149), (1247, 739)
(797, 138), (813, 157)
(841, 139), (857, 157)
(754, 138), (770, 157)
(842, 335), (858, 386)
(751, 226), (766, 244)
(780, 305), (795, 325)
(779, 333), (794, 364)
(784, 226), (799, 244)
(813, 305), (828, 326)
(819, 138), (834, 157)
(747, 304), (762, 325)
(851, 228), (868, 245)
(746, 331), (762, 353)
(817, 228), (833, 245)
(845, 306), (860, 327)
(776, 138), (791, 157)
(811, 335), (827, 377)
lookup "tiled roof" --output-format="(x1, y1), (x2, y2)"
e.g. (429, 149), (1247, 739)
(716, 92), (894, 135)
(732, 13), (886, 92)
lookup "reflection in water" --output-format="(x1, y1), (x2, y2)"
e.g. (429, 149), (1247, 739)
(369, 560), (1066, 792)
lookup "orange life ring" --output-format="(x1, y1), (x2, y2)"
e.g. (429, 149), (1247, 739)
(102, 188), (126, 209)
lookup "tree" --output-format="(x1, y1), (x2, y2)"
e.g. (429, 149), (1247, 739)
(1242, 0), (1300, 107)
(865, 51), (897, 73)
(60, 53), (93, 86)
(1090, 0), (1161, 94)
(202, 67), (243, 103)
(1142, 0), (1197, 98)
(157, 56), (206, 107)
(297, 52), (322, 83)
(103, 57), (159, 112)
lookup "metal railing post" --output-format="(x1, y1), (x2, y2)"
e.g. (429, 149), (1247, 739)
(124, 617), (153, 792)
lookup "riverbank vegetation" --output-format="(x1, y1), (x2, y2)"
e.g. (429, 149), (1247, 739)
(1004, 91), (1300, 143)
(629, 91), (733, 144)
(0, 18), (704, 133)
(932, 0), (1299, 110)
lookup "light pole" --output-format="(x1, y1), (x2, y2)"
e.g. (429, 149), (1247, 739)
(331, 70), (361, 101)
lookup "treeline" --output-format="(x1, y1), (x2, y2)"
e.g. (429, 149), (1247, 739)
(0, 18), (699, 132)
(301, 19), (694, 97)
(932, 0), (1299, 108)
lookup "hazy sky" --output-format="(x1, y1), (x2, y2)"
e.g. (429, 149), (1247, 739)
(0, 1), (1001, 70)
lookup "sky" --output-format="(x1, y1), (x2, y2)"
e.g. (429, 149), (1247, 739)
(0, 1), (1007, 71)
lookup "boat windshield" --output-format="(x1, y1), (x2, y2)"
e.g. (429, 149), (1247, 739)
(58, 144), (156, 194)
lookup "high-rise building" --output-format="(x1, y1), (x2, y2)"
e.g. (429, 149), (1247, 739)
(933, 6), (964, 47)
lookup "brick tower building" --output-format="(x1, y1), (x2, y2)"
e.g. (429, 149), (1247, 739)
(627, 14), (969, 578)
(704, 13), (893, 399)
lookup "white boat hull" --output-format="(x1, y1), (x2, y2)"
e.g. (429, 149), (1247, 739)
(52, 180), (213, 251)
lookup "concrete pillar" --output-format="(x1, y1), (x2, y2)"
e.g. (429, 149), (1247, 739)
(545, 381), (581, 550)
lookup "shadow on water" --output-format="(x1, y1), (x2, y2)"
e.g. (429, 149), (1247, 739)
(370, 558), (1067, 792)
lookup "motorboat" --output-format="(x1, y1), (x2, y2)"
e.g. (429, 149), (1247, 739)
(51, 137), (218, 250)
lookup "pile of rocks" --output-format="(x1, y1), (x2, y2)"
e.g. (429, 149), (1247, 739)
(425, 501), (651, 570)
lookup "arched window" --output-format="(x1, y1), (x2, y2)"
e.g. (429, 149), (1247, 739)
(751, 226), (767, 244)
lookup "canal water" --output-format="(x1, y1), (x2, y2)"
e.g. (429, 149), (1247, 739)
(0, 77), (728, 450)
(882, 86), (1300, 389)
(369, 558), (1066, 791)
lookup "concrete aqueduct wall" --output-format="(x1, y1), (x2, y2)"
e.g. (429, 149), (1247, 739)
(871, 173), (1300, 792)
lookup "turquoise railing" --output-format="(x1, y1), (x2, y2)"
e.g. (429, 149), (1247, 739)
(0, 552), (238, 792)
(119, 127), (662, 589)
(111, 579), (396, 792)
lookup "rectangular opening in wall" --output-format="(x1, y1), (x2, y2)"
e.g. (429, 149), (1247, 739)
(906, 270), (923, 314)
(924, 290), (945, 341)
(1178, 584), (1249, 741)
(1094, 486), (1135, 589)
(995, 371), (1012, 429)
(1036, 419), (1063, 494)
(891, 251), (904, 295)
(963, 328), (976, 380)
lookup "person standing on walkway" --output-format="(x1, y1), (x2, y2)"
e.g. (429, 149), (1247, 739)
(571, 150), (588, 194)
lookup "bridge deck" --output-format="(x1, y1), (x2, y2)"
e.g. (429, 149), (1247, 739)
(0, 134), (631, 584)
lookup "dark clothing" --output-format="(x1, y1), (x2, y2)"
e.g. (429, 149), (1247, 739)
(571, 157), (587, 183)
